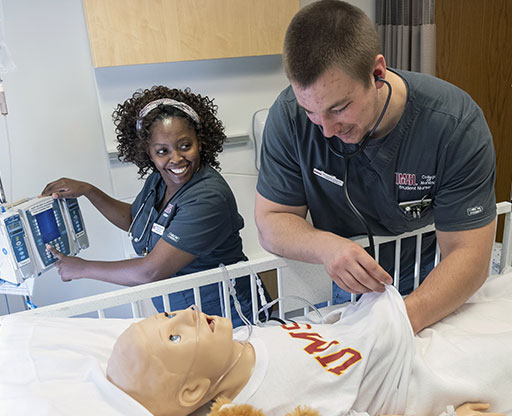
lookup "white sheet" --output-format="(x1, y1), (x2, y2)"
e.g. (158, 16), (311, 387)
(0, 317), (151, 416)
(1, 274), (512, 416)
(407, 274), (512, 415)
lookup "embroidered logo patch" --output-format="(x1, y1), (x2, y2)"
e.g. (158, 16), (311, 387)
(395, 172), (418, 186)
(313, 168), (344, 187)
(163, 203), (174, 218)
(167, 232), (180, 242)
(467, 206), (483, 216)
(395, 173), (435, 191)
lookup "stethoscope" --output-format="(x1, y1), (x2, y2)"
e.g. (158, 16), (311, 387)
(325, 76), (392, 258)
(127, 188), (155, 245)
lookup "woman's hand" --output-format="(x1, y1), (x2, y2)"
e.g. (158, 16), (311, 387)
(41, 178), (92, 199)
(46, 245), (88, 282)
(456, 403), (505, 416)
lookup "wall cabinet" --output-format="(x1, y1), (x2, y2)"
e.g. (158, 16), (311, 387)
(82, 0), (299, 67)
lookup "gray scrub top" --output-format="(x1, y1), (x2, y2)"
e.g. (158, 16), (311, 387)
(257, 68), (496, 275)
(130, 166), (247, 276)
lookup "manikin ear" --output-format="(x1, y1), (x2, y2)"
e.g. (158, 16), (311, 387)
(177, 377), (211, 409)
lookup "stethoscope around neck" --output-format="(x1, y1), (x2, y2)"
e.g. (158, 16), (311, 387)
(325, 76), (392, 258)
(127, 188), (156, 245)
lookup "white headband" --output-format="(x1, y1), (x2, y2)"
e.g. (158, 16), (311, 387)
(136, 98), (201, 132)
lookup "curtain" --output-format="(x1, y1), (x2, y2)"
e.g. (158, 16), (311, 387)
(376, 0), (436, 75)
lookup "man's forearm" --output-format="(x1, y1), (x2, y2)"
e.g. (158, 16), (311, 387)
(405, 220), (495, 333)
(405, 254), (487, 333)
(257, 211), (335, 264)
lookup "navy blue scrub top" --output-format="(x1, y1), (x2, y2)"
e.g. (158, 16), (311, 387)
(130, 166), (247, 275)
(257, 68), (496, 282)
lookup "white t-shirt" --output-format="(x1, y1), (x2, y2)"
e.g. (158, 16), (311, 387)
(233, 285), (414, 416)
(234, 277), (512, 416)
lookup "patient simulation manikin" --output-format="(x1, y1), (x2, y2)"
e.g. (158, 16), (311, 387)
(106, 307), (256, 416)
(106, 287), (511, 416)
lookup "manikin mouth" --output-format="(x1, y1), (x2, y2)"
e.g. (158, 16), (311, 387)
(206, 316), (215, 333)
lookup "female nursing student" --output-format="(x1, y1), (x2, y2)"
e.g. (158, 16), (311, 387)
(41, 85), (261, 326)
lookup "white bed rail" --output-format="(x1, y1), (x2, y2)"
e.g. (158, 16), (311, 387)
(16, 201), (512, 320)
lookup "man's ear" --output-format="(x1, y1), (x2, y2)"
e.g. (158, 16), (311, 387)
(177, 378), (211, 408)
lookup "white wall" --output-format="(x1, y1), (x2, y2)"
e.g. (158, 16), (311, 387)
(0, 0), (127, 314)
(0, 0), (375, 315)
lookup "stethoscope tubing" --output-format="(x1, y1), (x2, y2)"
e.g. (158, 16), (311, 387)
(326, 77), (393, 259)
(127, 188), (155, 243)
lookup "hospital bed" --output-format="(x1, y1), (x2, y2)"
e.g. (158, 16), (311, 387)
(1, 201), (511, 416)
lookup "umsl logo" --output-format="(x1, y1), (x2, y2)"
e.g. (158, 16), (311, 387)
(395, 172), (418, 186)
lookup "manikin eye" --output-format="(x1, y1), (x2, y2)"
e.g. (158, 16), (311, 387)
(164, 312), (176, 319)
(169, 334), (181, 343)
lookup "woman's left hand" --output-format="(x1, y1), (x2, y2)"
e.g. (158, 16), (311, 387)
(46, 245), (87, 282)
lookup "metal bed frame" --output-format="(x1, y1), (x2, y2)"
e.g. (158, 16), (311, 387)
(16, 201), (512, 321)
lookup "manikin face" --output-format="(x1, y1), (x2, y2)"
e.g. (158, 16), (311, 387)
(148, 117), (202, 194)
(135, 308), (236, 378)
(292, 66), (382, 144)
(107, 308), (237, 416)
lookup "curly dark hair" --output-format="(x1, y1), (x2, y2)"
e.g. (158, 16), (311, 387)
(113, 86), (226, 178)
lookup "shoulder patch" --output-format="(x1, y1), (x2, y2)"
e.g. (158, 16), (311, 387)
(167, 231), (180, 242)
(467, 206), (483, 216)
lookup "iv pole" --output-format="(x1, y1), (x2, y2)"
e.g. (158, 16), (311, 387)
(0, 0), (24, 312)
(0, 78), (8, 205)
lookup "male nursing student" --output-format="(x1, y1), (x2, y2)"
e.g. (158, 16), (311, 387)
(254, 0), (496, 333)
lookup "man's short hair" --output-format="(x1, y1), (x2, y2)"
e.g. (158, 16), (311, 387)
(283, 0), (381, 88)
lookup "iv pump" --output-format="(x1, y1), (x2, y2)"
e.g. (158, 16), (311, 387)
(0, 196), (89, 295)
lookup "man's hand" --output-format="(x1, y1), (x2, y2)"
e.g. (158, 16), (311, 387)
(255, 192), (392, 295)
(46, 244), (87, 282)
(321, 234), (392, 293)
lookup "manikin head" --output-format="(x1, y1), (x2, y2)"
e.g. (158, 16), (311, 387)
(106, 308), (251, 416)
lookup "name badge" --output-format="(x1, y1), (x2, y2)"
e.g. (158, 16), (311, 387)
(152, 223), (165, 236)
(313, 168), (344, 187)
